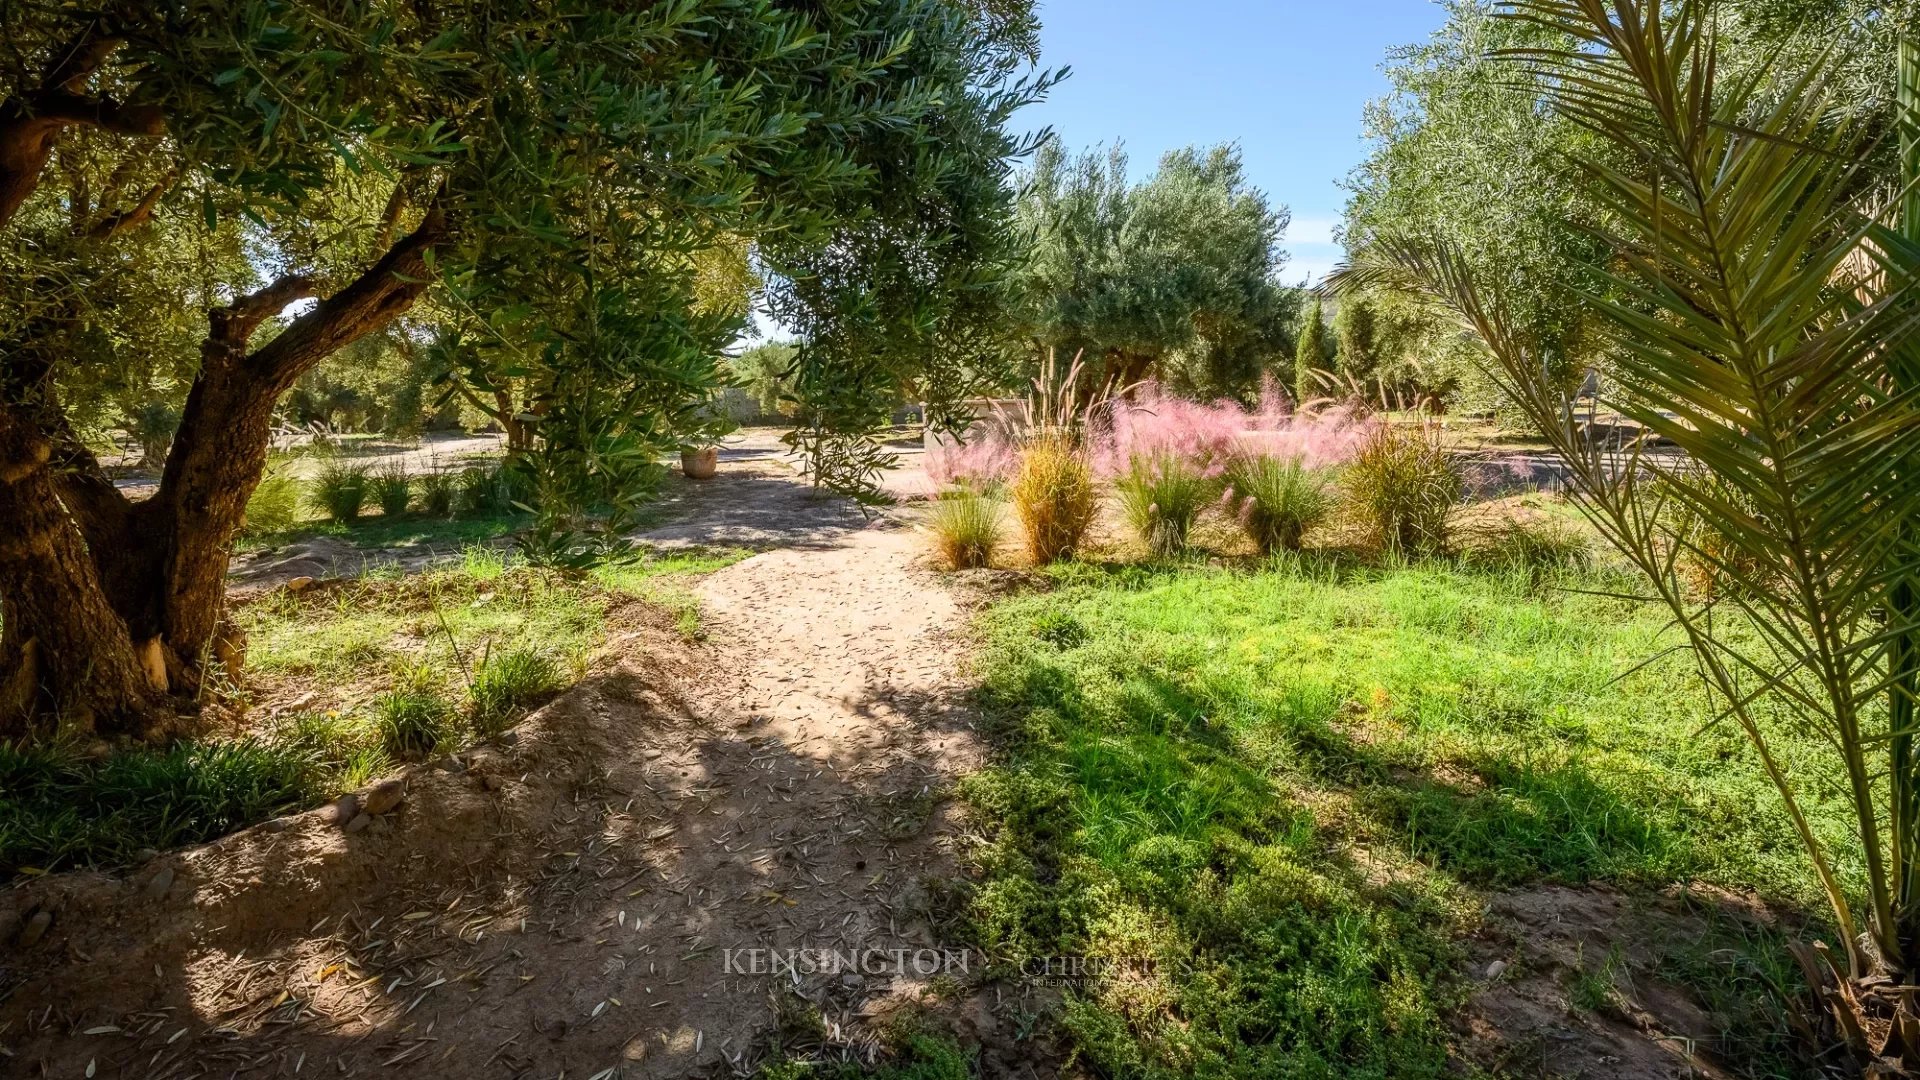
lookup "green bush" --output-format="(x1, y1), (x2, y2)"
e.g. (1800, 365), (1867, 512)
(309, 459), (371, 524)
(242, 460), (304, 537)
(1343, 424), (1462, 555)
(1223, 453), (1333, 553)
(469, 648), (562, 734)
(1114, 453), (1218, 558)
(418, 469), (457, 517)
(371, 465), (413, 517)
(0, 740), (316, 875)
(925, 494), (1002, 570)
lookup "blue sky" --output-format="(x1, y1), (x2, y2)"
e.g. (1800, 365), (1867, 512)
(1019, 0), (1450, 285)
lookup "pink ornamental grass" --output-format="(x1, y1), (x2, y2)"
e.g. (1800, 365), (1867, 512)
(1092, 379), (1373, 477)
(926, 431), (1020, 488)
(925, 374), (1375, 493)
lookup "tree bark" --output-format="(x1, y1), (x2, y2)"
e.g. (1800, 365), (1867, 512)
(0, 209), (446, 732)
(0, 416), (156, 735)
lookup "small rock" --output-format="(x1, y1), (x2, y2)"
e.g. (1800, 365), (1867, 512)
(496, 729), (519, 747)
(331, 794), (361, 826)
(286, 575), (315, 592)
(434, 755), (465, 773)
(361, 779), (405, 816)
(1485, 960), (1509, 981)
(259, 817), (291, 833)
(17, 910), (51, 948)
(144, 866), (175, 901)
(134, 847), (160, 863)
(343, 812), (373, 834)
(480, 774), (504, 792)
(840, 973), (864, 989)
(644, 749), (664, 760)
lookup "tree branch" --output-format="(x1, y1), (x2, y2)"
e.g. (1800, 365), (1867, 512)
(86, 172), (171, 240)
(0, 29), (165, 228)
(205, 274), (318, 358)
(250, 203), (446, 387)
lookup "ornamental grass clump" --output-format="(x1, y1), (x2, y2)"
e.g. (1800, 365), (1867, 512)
(309, 460), (371, 524)
(242, 459), (303, 537)
(371, 465), (413, 517)
(417, 469), (457, 517)
(1009, 434), (1096, 565)
(1115, 453), (1218, 558)
(1343, 424), (1461, 556)
(926, 493), (1003, 570)
(1223, 452), (1333, 553)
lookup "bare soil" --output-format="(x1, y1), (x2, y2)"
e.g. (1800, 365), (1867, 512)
(0, 450), (1028, 1078)
(1454, 884), (1803, 1079)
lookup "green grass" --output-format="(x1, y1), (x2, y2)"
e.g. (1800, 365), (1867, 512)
(233, 506), (530, 554)
(961, 553), (1847, 1078)
(242, 545), (741, 696)
(469, 647), (563, 735)
(0, 740), (318, 875)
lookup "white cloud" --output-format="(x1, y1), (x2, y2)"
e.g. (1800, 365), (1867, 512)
(1288, 255), (1340, 287)
(1288, 216), (1341, 247)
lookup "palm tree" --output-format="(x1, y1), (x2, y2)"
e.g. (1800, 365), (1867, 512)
(1335, 0), (1920, 1062)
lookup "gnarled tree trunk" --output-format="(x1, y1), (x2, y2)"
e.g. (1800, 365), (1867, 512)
(0, 210), (445, 738)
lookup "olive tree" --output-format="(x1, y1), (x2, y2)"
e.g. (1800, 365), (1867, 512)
(0, 0), (1042, 737)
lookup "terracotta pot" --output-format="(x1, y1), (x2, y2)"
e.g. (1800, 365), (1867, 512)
(681, 447), (718, 480)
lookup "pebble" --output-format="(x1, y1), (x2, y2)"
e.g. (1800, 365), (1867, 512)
(17, 910), (51, 948)
(331, 794), (361, 826)
(434, 755), (466, 773)
(1485, 960), (1509, 980)
(134, 847), (159, 863)
(260, 817), (292, 833)
(496, 729), (519, 746)
(144, 866), (175, 901)
(286, 576), (315, 592)
(361, 779), (405, 816)
(343, 813), (373, 834)
(481, 774), (504, 792)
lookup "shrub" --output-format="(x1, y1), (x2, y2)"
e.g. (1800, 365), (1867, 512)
(469, 648), (562, 734)
(1224, 453), (1334, 553)
(371, 465), (413, 516)
(1008, 434), (1096, 565)
(372, 687), (457, 759)
(309, 460), (371, 524)
(1344, 424), (1462, 555)
(926, 494), (1002, 570)
(242, 460), (303, 537)
(1114, 453), (1218, 558)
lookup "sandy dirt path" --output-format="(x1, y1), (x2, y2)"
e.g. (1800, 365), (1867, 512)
(0, 457), (1020, 1078)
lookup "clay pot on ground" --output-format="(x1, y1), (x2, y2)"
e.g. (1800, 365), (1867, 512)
(681, 447), (718, 480)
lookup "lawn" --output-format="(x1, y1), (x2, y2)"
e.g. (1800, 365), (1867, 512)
(959, 551), (1852, 1078)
